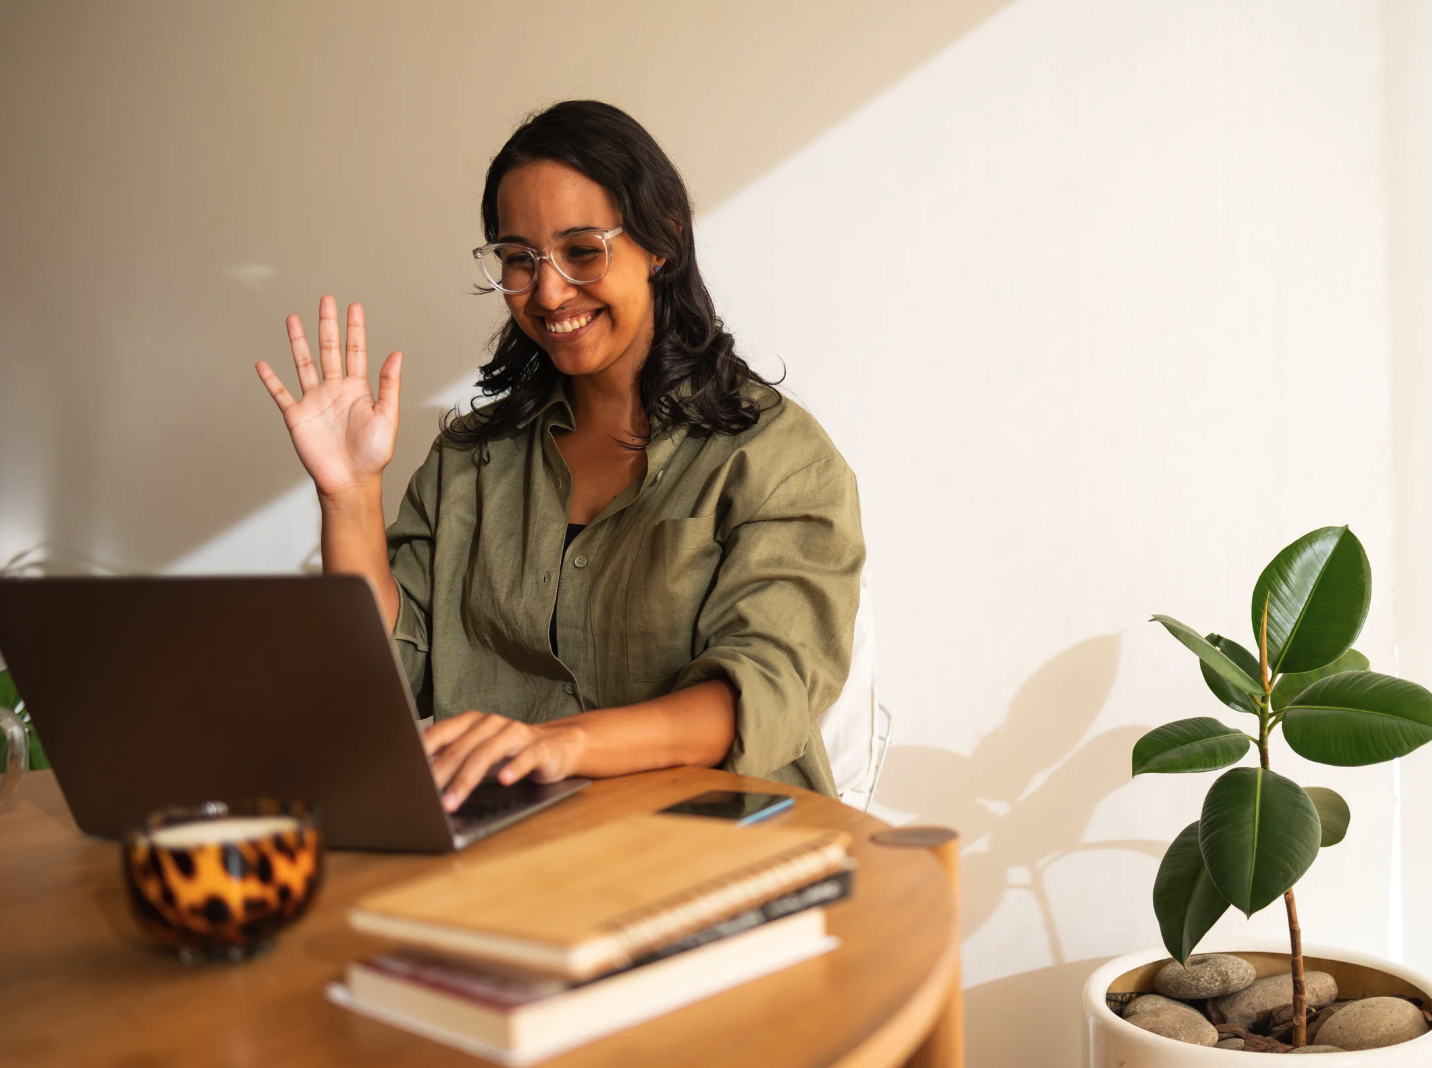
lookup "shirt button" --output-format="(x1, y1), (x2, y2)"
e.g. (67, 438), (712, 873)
(654, 469), (665, 484)
(564, 683), (576, 695)
(573, 554), (588, 569)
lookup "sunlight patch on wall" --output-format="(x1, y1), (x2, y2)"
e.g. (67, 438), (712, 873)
(164, 480), (319, 575)
(427, 371), (485, 412)
(222, 263), (277, 292)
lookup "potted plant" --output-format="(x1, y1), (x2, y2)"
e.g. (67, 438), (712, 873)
(1083, 526), (1432, 1063)
(0, 667), (47, 770)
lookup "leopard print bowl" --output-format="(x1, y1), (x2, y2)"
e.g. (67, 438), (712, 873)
(123, 799), (323, 964)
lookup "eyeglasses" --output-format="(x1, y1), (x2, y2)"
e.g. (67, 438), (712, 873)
(472, 226), (625, 294)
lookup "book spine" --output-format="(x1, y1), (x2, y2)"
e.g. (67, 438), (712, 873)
(629, 866), (853, 967)
(588, 834), (850, 976)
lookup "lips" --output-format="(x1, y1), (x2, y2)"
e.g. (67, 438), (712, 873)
(542, 309), (600, 335)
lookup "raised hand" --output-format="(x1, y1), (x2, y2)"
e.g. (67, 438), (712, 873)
(256, 296), (402, 498)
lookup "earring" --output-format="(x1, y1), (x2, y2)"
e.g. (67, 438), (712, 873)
(651, 263), (662, 277)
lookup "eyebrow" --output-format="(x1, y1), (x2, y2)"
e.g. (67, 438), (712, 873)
(494, 225), (609, 245)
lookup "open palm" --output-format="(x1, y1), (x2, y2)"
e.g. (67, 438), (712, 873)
(256, 296), (402, 496)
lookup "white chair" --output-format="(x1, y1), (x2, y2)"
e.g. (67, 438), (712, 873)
(819, 571), (893, 811)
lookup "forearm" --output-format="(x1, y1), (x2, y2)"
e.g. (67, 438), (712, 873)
(552, 680), (737, 778)
(319, 480), (400, 632)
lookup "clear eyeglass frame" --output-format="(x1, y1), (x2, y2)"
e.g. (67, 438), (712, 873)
(473, 226), (625, 294)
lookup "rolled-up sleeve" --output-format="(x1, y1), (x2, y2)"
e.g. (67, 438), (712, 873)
(673, 454), (864, 794)
(386, 441), (442, 715)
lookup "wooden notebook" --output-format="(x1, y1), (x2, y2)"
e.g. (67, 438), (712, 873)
(349, 813), (851, 980)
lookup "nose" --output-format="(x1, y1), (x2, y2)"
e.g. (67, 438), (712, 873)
(531, 256), (579, 309)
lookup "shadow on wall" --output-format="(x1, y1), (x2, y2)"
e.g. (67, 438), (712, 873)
(876, 633), (1163, 1068)
(0, 0), (1016, 572)
(963, 957), (1112, 1068)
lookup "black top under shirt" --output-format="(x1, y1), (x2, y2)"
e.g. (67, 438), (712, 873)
(549, 523), (586, 657)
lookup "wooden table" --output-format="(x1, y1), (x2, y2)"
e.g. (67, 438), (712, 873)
(0, 767), (957, 1068)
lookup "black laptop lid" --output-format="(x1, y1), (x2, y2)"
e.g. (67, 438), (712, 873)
(0, 575), (455, 851)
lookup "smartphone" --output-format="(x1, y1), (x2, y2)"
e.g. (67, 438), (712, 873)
(658, 790), (794, 826)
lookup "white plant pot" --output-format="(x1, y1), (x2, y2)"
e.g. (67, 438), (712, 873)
(1083, 939), (1432, 1067)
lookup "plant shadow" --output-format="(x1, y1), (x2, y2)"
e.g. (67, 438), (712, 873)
(875, 633), (1165, 1067)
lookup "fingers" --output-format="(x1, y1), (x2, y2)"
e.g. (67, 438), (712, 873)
(376, 351), (402, 424)
(345, 302), (367, 380)
(286, 314), (321, 393)
(428, 713), (510, 786)
(440, 721), (540, 811)
(255, 361), (296, 412)
(423, 709), (485, 753)
(495, 745), (549, 786)
(316, 295), (343, 380)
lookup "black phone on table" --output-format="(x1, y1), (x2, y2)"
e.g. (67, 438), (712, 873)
(658, 790), (794, 825)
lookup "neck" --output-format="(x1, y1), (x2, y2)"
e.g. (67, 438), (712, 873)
(565, 311), (654, 441)
(566, 356), (649, 443)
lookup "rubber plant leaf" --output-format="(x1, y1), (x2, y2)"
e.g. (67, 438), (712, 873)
(1251, 526), (1370, 676)
(1303, 786), (1350, 847)
(1150, 616), (1264, 696)
(0, 668), (17, 712)
(1153, 820), (1231, 965)
(1132, 718), (1250, 775)
(26, 724), (49, 771)
(1199, 766), (1322, 916)
(1271, 649), (1370, 712)
(1282, 671), (1432, 766)
(1200, 634), (1262, 715)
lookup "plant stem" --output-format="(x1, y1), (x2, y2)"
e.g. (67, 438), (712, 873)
(1285, 889), (1307, 1047)
(1261, 594), (1307, 1048)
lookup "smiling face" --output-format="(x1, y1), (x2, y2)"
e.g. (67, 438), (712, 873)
(495, 160), (664, 382)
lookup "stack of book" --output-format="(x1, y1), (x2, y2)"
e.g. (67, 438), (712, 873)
(327, 813), (854, 1064)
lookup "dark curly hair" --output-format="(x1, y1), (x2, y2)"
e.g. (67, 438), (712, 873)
(441, 100), (779, 450)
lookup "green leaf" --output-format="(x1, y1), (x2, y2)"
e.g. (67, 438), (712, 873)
(1150, 615), (1264, 696)
(1304, 787), (1350, 847)
(26, 721), (48, 770)
(1201, 635), (1263, 715)
(1153, 821), (1231, 965)
(1272, 649), (1370, 711)
(1133, 718), (1250, 775)
(0, 668), (18, 712)
(1252, 526), (1370, 676)
(1282, 671), (1432, 766)
(1199, 766), (1322, 916)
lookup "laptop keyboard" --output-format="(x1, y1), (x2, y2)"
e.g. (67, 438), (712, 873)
(446, 778), (591, 846)
(454, 794), (528, 819)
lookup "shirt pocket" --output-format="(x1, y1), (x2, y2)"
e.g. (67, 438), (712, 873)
(624, 515), (722, 682)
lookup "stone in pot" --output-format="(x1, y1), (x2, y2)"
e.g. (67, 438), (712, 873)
(1314, 997), (1430, 1051)
(1154, 954), (1257, 1000)
(1213, 971), (1338, 1029)
(1123, 994), (1219, 1046)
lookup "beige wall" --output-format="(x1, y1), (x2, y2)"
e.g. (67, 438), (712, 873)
(3, 3), (1430, 1066)
(0, 0), (1007, 571)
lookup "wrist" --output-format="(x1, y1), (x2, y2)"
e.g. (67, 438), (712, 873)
(317, 478), (384, 512)
(540, 716), (591, 775)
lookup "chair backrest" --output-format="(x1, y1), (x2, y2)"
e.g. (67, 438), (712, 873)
(819, 570), (883, 807)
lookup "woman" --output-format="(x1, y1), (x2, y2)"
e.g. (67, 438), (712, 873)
(256, 100), (863, 805)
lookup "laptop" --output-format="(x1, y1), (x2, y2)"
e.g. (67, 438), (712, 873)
(0, 575), (590, 851)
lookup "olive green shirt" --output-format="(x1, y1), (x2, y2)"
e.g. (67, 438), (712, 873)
(385, 380), (865, 795)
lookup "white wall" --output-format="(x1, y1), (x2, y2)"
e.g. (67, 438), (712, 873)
(1386, 0), (1432, 972)
(698, 0), (1416, 1062)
